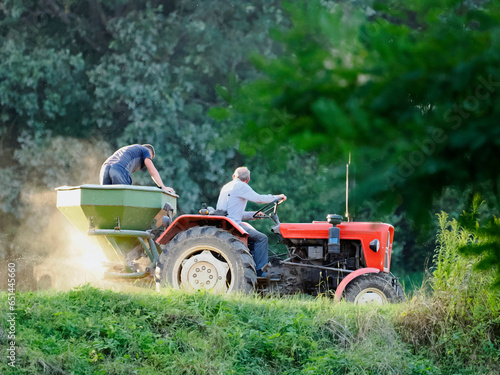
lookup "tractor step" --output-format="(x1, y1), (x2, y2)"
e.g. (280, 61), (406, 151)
(256, 274), (281, 283)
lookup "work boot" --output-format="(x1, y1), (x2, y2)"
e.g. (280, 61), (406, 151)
(256, 269), (267, 278)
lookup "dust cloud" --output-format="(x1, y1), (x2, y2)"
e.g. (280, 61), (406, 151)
(1, 137), (118, 291)
(31, 209), (108, 290)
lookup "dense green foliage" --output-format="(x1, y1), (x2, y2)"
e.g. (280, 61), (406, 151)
(0, 0), (284, 219)
(457, 195), (500, 287)
(1, 0), (498, 297)
(399, 212), (500, 369)
(218, 0), (500, 214)
(0, 1), (347, 269)
(215, 0), (500, 280)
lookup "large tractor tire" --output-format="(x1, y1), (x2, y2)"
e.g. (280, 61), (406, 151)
(344, 273), (405, 305)
(157, 226), (257, 294)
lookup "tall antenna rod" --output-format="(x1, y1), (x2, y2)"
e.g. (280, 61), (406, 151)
(345, 153), (351, 222)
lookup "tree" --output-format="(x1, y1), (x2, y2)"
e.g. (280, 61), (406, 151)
(214, 0), (500, 279)
(0, 0), (287, 261)
(1, 1), (348, 276)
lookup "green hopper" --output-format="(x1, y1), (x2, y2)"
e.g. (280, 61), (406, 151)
(56, 184), (177, 278)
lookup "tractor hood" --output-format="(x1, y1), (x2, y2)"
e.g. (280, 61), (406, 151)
(276, 222), (333, 239)
(276, 221), (393, 240)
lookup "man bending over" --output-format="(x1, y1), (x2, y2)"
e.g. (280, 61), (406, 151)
(99, 144), (175, 195)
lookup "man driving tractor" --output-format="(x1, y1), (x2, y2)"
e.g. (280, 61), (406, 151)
(216, 167), (286, 277)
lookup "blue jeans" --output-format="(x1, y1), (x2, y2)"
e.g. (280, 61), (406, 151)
(241, 222), (268, 271)
(99, 164), (132, 185)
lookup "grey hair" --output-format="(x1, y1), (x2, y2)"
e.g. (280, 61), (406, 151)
(234, 167), (250, 181)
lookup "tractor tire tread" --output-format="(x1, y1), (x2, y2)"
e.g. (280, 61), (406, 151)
(158, 226), (256, 293)
(344, 273), (403, 304)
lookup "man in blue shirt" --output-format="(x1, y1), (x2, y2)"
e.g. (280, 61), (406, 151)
(216, 167), (286, 277)
(99, 144), (175, 194)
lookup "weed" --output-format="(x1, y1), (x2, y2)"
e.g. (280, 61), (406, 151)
(397, 212), (500, 374)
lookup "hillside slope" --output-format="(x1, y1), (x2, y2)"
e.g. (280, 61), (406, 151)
(1, 284), (498, 375)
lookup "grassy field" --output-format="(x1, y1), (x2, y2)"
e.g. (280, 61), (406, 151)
(0, 281), (498, 375)
(1, 215), (498, 375)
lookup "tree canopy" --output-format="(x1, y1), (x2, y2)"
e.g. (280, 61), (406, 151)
(214, 0), (500, 284)
(1, 1), (347, 269)
(2, 0), (498, 282)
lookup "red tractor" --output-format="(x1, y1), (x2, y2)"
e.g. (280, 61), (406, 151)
(56, 185), (404, 304)
(155, 199), (404, 304)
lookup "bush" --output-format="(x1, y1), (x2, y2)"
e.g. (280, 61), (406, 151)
(398, 212), (500, 372)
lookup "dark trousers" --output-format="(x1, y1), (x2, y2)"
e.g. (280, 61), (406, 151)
(99, 164), (132, 185)
(241, 222), (268, 271)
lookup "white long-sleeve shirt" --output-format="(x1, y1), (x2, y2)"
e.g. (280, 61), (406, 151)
(216, 179), (279, 224)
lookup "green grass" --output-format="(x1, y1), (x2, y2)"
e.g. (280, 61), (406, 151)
(0, 284), (498, 375)
(0, 287), (412, 374)
(1, 213), (499, 374)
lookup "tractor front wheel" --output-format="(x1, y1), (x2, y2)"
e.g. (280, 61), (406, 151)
(157, 226), (257, 294)
(344, 273), (404, 305)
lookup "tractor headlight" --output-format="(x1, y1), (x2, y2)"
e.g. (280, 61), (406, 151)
(369, 239), (380, 252)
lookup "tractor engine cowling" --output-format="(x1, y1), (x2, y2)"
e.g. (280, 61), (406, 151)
(274, 221), (394, 272)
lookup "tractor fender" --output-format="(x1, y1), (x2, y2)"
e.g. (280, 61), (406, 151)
(156, 215), (249, 246)
(334, 267), (380, 302)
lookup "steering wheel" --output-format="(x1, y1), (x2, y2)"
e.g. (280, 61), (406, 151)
(253, 198), (285, 219)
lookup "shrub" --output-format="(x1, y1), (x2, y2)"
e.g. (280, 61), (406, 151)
(398, 212), (500, 372)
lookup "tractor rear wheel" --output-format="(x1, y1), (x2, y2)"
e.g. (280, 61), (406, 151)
(344, 273), (404, 305)
(157, 226), (257, 294)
